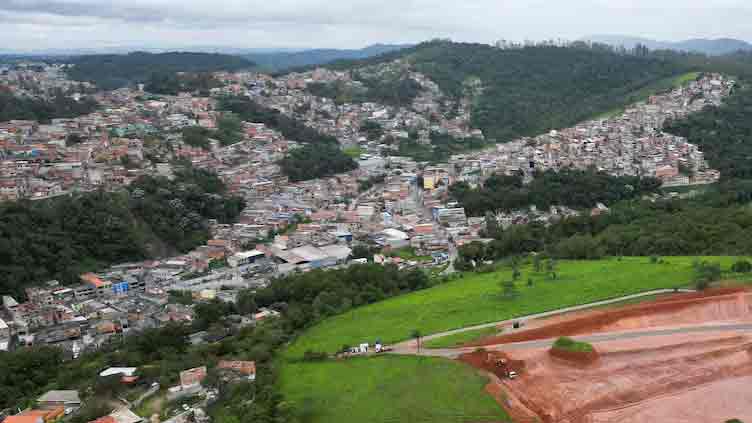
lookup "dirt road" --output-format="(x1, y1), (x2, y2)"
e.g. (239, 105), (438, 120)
(389, 288), (695, 354)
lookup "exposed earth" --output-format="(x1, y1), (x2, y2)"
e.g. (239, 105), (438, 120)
(404, 288), (752, 423)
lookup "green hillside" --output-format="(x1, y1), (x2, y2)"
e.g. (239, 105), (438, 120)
(0, 167), (245, 298)
(66, 52), (254, 90)
(285, 256), (741, 357)
(322, 41), (689, 142)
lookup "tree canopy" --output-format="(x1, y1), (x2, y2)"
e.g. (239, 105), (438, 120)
(450, 169), (662, 216)
(0, 166), (244, 297)
(65, 52), (254, 90)
(0, 90), (97, 123)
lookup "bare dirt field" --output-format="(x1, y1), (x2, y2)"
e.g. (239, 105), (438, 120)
(458, 289), (752, 423)
(467, 288), (752, 347)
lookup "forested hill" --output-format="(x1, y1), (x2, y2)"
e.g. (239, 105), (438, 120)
(247, 44), (411, 72)
(65, 52), (254, 90)
(0, 90), (98, 123)
(0, 166), (245, 298)
(319, 41), (689, 142)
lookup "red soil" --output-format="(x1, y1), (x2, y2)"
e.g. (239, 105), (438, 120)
(548, 347), (599, 366)
(467, 288), (750, 347)
(455, 288), (752, 422)
(458, 350), (526, 379)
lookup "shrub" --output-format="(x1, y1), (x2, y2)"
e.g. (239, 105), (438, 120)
(693, 260), (721, 290)
(302, 350), (329, 361)
(731, 260), (752, 273)
(552, 337), (594, 353)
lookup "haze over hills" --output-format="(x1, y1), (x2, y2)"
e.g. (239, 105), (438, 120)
(243, 44), (413, 72)
(584, 35), (752, 55)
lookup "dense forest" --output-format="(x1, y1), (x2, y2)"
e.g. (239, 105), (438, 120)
(278, 143), (358, 182)
(398, 132), (490, 163)
(457, 179), (752, 266)
(408, 41), (687, 141)
(180, 114), (243, 149)
(306, 75), (422, 107)
(450, 169), (662, 216)
(0, 167), (244, 297)
(218, 96), (357, 180)
(144, 72), (222, 96)
(65, 52), (253, 90)
(664, 84), (752, 179)
(0, 90), (98, 122)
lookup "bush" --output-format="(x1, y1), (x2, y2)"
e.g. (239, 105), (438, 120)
(731, 260), (752, 273)
(552, 337), (593, 353)
(302, 350), (329, 362)
(693, 260), (722, 290)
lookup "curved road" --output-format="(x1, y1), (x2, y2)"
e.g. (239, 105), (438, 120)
(390, 288), (696, 354)
(400, 323), (752, 358)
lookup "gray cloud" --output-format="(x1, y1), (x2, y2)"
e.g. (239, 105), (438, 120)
(0, 0), (750, 51)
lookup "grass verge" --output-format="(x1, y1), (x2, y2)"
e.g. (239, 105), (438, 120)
(424, 326), (501, 349)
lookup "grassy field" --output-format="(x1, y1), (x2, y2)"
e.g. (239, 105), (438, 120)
(286, 256), (742, 357)
(280, 356), (509, 423)
(424, 326), (501, 349)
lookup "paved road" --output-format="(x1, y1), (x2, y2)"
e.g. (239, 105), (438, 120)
(390, 288), (696, 353)
(406, 323), (752, 358)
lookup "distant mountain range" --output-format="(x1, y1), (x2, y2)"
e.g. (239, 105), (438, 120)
(0, 43), (413, 72)
(583, 35), (752, 56)
(243, 44), (414, 72)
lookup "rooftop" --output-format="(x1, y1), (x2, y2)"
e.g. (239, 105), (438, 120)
(37, 390), (81, 405)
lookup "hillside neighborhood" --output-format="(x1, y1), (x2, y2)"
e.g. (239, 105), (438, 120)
(0, 58), (735, 355)
(0, 51), (744, 423)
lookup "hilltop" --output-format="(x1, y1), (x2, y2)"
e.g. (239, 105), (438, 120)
(246, 44), (412, 72)
(309, 40), (688, 143)
(64, 51), (255, 90)
(584, 35), (752, 56)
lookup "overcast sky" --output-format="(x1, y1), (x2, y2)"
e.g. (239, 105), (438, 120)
(1, 0), (751, 51)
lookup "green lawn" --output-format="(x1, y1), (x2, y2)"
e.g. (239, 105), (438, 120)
(343, 146), (365, 158)
(391, 247), (434, 263)
(280, 356), (509, 423)
(424, 326), (501, 349)
(286, 257), (741, 357)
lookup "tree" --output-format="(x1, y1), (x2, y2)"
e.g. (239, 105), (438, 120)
(693, 260), (721, 290)
(484, 213), (500, 238)
(532, 254), (542, 273)
(546, 259), (558, 280)
(236, 291), (258, 315)
(94, 374), (125, 398)
(411, 329), (423, 352)
(731, 260), (752, 273)
(502, 280), (519, 299)
(512, 263), (521, 281)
